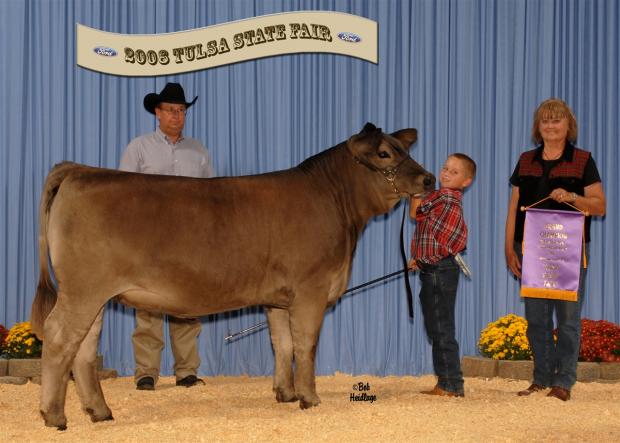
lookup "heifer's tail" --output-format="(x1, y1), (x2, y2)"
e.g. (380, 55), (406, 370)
(30, 162), (79, 339)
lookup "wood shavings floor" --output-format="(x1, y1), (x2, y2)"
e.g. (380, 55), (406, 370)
(1, 373), (619, 442)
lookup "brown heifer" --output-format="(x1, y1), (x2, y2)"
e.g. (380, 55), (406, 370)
(31, 123), (434, 429)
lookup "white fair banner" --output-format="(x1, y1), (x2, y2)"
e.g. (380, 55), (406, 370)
(77, 11), (377, 76)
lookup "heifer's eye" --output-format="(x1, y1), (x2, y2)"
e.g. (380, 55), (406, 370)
(378, 151), (390, 159)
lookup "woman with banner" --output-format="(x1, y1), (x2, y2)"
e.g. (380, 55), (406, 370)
(505, 98), (606, 401)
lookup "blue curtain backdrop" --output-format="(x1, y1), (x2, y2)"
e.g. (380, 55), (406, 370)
(1, 0), (618, 377)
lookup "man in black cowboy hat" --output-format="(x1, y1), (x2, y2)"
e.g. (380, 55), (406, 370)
(120, 82), (214, 390)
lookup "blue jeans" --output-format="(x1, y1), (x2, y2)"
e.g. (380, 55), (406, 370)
(516, 243), (588, 390)
(418, 256), (464, 395)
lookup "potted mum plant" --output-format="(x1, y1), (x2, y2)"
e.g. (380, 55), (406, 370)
(579, 319), (620, 363)
(469, 314), (620, 381)
(0, 321), (43, 381)
(478, 313), (532, 361)
(2, 321), (43, 359)
(0, 323), (8, 352)
(0, 323), (7, 376)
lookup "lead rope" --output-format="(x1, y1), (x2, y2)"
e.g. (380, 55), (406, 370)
(399, 200), (414, 319)
(225, 203), (416, 341)
(224, 267), (411, 341)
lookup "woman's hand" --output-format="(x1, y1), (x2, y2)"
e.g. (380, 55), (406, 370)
(505, 186), (522, 278)
(550, 188), (577, 203)
(407, 258), (419, 270)
(505, 247), (522, 278)
(550, 184), (606, 216)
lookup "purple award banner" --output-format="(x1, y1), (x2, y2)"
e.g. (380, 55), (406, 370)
(521, 208), (584, 301)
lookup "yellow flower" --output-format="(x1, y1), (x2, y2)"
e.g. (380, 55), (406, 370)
(2, 321), (42, 359)
(478, 314), (532, 361)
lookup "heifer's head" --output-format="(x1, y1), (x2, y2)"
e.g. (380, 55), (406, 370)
(347, 123), (435, 207)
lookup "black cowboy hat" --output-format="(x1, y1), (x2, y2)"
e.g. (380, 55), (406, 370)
(143, 82), (198, 114)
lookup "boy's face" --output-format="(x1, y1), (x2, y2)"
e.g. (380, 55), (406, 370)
(439, 157), (472, 190)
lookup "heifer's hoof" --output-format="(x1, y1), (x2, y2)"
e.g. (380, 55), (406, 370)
(298, 395), (321, 410)
(90, 413), (114, 423)
(41, 410), (67, 431)
(274, 387), (297, 403)
(85, 407), (114, 423)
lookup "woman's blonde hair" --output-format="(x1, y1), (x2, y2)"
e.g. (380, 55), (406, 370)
(531, 98), (578, 144)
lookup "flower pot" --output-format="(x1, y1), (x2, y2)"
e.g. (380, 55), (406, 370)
(8, 358), (41, 377)
(462, 356), (620, 382)
(576, 362), (600, 382)
(497, 359), (533, 380)
(3, 355), (105, 378)
(600, 362), (620, 380)
(461, 355), (498, 378)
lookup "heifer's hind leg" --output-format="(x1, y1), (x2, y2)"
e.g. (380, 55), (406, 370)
(72, 307), (113, 423)
(265, 307), (296, 402)
(289, 300), (327, 409)
(39, 296), (102, 430)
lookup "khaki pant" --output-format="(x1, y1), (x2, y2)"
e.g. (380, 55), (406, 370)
(132, 310), (201, 384)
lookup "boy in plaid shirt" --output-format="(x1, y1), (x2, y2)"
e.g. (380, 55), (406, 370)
(408, 153), (476, 397)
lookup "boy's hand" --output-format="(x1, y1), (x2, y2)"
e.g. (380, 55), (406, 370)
(409, 196), (422, 219)
(407, 258), (419, 270)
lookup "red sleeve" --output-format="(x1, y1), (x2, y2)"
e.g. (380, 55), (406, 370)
(430, 193), (467, 255)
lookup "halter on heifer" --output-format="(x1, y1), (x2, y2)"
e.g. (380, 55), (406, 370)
(348, 123), (432, 196)
(352, 154), (411, 195)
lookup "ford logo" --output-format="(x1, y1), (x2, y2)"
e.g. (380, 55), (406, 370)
(93, 46), (118, 57)
(337, 32), (362, 43)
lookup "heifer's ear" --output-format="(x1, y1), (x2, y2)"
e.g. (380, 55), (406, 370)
(390, 128), (418, 150)
(361, 122), (379, 133)
(348, 123), (383, 158)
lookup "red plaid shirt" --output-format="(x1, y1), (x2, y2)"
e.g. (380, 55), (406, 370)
(411, 188), (467, 265)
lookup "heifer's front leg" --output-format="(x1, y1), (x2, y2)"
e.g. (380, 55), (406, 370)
(40, 298), (96, 430)
(265, 307), (296, 402)
(289, 301), (327, 409)
(72, 307), (113, 423)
